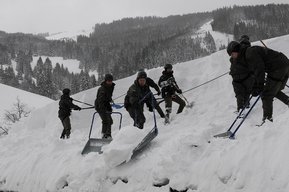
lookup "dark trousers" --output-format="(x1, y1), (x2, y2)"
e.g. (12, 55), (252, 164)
(145, 98), (165, 118)
(98, 112), (113, 136)
(262, 74), (289, 118)
(127, 106), (146, 129)
(60, 116), (71, 138)
(232, 76), (254, 111)
(164, 94), (186, 114)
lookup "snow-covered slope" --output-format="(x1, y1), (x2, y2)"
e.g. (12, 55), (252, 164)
(1, 35), (289, 192)
(0, 83), (54, 127)
(46, 28), (93, 41)
(194, 20), (234, 50)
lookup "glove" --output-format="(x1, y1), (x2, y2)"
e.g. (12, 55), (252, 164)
(75, 106), (81, 111)
(176, 89), (182, 94)
(112, 103), (123, 109)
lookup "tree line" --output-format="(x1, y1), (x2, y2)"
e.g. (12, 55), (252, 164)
(211, 4), (289, 41)
(0, 51), (97, 100)
(1, 4), (289, 98)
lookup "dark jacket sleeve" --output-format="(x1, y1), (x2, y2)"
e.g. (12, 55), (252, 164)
(147, 78), (160, 93)
(246, 47), (265, 89)
(96, 87), (112, 113)
(127, 85), (139, 107)
(67, 98), (80, 110)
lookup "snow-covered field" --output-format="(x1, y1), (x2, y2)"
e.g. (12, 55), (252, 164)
(31, 56), (98, 77)
(1, 35), (289, 192)
(10, 56), (98, 77)
(46, 28), (93, 41)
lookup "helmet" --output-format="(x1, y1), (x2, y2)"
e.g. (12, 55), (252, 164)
(227, 41), (240, 56)
(164, 63), (173, 70)
(137, 71), (147, 79)
(62, 88), (70, 95)
(104, 74), (113, 81)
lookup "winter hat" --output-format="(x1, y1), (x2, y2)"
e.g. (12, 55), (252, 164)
(137, 71), (147, 79)
(62, 88), (70, 95)
(239, 34), (251, 46)
(227, 41), (241, 56)
(240, 34), (249, 41)
(104, 74), (113, 81)
(164, 63), (173, 70)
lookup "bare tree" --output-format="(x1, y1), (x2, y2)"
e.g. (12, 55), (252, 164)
(4, 97), (31, 123)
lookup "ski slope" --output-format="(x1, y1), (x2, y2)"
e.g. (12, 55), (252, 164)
(193, 20), (234, 51)
(1, 35), (289, 192)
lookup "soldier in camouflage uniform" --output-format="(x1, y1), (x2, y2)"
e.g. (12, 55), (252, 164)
(125, 72), (151, 129)
(158, 64), (186, 121)
(95, 74), (115, 139)
(58, 88), (81, 139)
(228, 35), (255, 112)
(228, 40), (289, 122)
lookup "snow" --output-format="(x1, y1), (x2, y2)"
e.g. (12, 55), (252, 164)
(1, 34), (289, 191)
(46, 28), (94, 41)
(0, 83), (54, 127)
(193, 20), (234, 50)
(31, 56), (98, 77)
(9, 56), (97, 77)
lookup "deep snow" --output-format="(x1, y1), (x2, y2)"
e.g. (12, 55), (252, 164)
(1, 35), (289, 192)
(0, 83), (54, 128)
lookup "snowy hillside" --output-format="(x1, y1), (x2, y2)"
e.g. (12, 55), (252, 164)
(0, 83), (54, 128)
(194, 20), (234, 50)
(46, 28), (93, 41)
(1, 35), (289, 192)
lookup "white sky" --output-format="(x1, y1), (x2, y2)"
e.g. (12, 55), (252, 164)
(0, 0), (288, 34)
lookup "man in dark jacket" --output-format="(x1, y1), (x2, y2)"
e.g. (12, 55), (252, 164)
(158, 64), (186, 121)
(228, 36), (255, 112)
(58, 88), (81, 139)
(228, 40), (289, 122)
(95, 74), (115, 139)
(137, 70), (165, 118)
(126, 72), (151, 129)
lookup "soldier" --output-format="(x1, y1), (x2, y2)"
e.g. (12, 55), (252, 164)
(58, 88), (81, 139)
(227, 40), (289, 122)
(228, 35), (255, 112)
(137, 70), (165, 118)
(158, 64), (186, 122)
(95, 74), (115, 139)
(125, 71), (151, 129)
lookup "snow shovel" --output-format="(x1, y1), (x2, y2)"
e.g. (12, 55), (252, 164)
(131, 92), (158, 159)
(81, 111), (122, 155)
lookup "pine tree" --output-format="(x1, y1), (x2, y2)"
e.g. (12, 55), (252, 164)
(71, 74), (80, 94)
(79, 70), (90, 91)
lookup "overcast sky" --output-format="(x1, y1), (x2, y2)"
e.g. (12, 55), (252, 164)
(0, 0), (288, 34)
